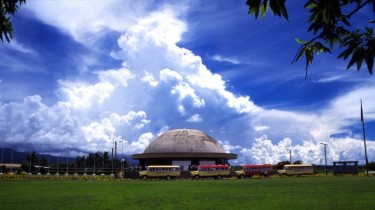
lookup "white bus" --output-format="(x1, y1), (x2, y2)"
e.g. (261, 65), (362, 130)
(278, 164), (314, 176)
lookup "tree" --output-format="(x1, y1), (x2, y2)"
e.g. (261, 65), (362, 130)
(368, 161), (375, 170)
(293, 160), (303, 164)
(276, 160), (290, 169)
(27, 151), (37, 165)
(21, 151), (37, 173)
(0, 0), (26, 43)
(246, 0), (375, 78)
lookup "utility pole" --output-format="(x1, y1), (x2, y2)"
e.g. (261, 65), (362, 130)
(321, 143), (328, 176)
(0, 133), (4, 175)
(115, 141), (117, 169)
(361, 99), (369, 176)
(10, 133), (14, 174)
(111, 147), (114, 175)
(287, 149), (292, 164)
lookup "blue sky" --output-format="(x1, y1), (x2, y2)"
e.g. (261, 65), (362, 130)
(0, 0), (374, 165)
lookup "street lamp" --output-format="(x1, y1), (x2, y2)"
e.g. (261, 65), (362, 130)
(55, 156), (60, 178)
(65, 157), (69, 178)
(46, 144), (50, 176)
(119, 140), (124, 178)
(29, 152), (32, 177)
(83, 155), (87, 176)
(122, 158), (125, 179)
(110, 147), (114, 179)
(0, 133), (4, 176)
(101, 152), (105, 176)
(321, 143), (328, 176)
(287, 149), (292, 164)
(92, 153), (96, 180)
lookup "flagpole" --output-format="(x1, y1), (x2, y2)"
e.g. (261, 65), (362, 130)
(361, 99), (369, 177)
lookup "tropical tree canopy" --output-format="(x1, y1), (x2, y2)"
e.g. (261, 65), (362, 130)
(246, 0), (375, 78)
(0, 0), (26, 43)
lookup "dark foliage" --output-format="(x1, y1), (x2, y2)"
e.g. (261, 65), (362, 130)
(0, 0), (26, 43)
(246, 0), (375, 77)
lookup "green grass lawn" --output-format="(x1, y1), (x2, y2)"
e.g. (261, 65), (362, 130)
(0, 176), (374, 210)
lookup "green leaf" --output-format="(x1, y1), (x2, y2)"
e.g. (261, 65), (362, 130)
(260, 0), (268, 18)
(304, 1), (317, 9)
(338, 48), (354, 60)
(269, 0), (280, 17)
(293, 46), (307, 63)
(347, 49), (361, 70)
(313, 42), (331, 53)
(276, 0), (288, 20)
(341, 17), (351, 26)
(295, 38), (307, 44)
(364, 54), (374, 74)
(246, 0), (262, 19)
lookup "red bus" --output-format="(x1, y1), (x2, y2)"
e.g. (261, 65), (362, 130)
(235, 164), (275, 179)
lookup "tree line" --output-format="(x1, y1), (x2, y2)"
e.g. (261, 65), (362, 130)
(17, 151), (129, 174)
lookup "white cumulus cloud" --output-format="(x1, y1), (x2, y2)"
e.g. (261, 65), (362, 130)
(1, 0), (374, 166)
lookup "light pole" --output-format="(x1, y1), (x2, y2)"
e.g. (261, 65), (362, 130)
(122, 158), (125, 179)
(65, 156), (69, 177)
(46, 144), (50, 176)
(287, 149), (292, 164)
(93, 153), (96, 176)
(110, 136), (115, 179)
(101, 152), (105, 176)
(321, 143), (328, 176)
(0, 133), (4, 176)
(84, 155), (87, 175)
(55, 156), (60, 178)
(38, 145), (41, 176)
(10, 133), (14, 174)
(29, 152), (32, 176)
(119, 140), (124, 178)
(115, 141), (117, 170)
(110, 147), (114, 179)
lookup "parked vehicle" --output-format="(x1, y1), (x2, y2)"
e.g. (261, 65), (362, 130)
(235, 164), (276, 178)
(190, 164), (230, 179)
(278, 164), (314, 176)
(139, 165), (181, 180)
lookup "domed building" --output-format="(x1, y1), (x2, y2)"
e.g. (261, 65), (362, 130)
(131, 129), (237, 170)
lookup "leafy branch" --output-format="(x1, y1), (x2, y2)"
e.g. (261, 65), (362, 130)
(246, 0), (375, 78)
(0, 0), (26, 43)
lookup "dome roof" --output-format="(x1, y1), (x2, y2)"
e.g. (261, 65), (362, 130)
(143, 129), (226, 154)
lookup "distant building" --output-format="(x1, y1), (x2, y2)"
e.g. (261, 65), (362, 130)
(333, 161), (359, 175)
(132, 129), (237, 170)
(0, 163), (21, 172)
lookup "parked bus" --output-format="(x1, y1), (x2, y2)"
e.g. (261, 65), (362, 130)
(139, 165), (181, 180)
(235, 164), (276, 179)
(190, 164), (230, 179)
(277, 164), (314, 176)
(333, 161), (358, 175)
